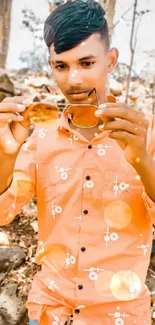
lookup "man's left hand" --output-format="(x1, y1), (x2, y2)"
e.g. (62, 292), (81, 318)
(95, 103), (149, 165)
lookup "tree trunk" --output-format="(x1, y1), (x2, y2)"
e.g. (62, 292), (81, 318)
(100, 0), (116, 41)
(0, 0), (12, 69)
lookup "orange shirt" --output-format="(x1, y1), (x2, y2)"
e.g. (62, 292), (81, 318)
(0, 109), (155, 325)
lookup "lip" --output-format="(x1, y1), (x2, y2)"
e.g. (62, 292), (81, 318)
(68, 91), (89, 99)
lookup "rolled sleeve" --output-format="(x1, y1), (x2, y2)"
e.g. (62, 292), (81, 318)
(142, 114), (155, 223)
(142, 190), (155, 224)
(0, 127), (37, 226)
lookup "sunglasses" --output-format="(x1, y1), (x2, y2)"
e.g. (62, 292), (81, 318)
(65, 87), (116, 128)
(25, 86), (116, 127)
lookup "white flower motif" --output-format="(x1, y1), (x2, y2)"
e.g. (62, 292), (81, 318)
(55, 206), (62, 214)
(104, 227), (119, 246)
(39, 131), (46, 138)
(38, 128), (47, 139)
(110, 232), (119, 241)
(70, 255), (76, 264)
(66, 252), (76, 267)
(11, 203), (15, 209)
(55, 166), (72, 181)
(119, 182), (129, 191)
(60, 168), (65, 172)
(113, 176), (129, 196)
(61, 172), (68, 180)
(22, 143), (31, 152)
(84, 267), (104, 281)
(115, 318), (124, 325)
(85, 180), (94, 188)
(48, 279), (59, 292)
(97, 144), (103, 149)
(97, 148), (106, 156)
(89, 271), (98, 280)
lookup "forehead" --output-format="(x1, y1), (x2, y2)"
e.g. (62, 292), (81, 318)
(50, 33), (106, 62)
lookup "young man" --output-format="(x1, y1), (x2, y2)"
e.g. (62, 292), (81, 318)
(0, 1), (155, 324)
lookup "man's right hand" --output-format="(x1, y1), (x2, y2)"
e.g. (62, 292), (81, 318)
(0, 96), (33, 155)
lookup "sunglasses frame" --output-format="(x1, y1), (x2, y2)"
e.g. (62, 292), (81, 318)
(65, 87), (101, 128)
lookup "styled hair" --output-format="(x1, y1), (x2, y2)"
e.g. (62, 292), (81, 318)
(44, 0), (110, 54)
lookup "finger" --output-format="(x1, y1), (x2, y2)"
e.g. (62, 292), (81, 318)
(3, 96), (33, 106)
(95, 104), (146, 125)
(109, 131), (136, 142)
(102, 120), (145, 136)
(99, 102), (140, 114)
(0, 102), (26, 113)
(0, 112), (24, 122)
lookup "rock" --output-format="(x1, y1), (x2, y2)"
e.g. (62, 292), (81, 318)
(0, 315), (5, 325)
(0, 247), (26, 272)
(0, 284), (26, 325)
(0, 232), (10, 246)
(41, 93), (66, 103)
(0, 274), (5, 284)
(109, 78), (123, 96)
(24, 76), (56, 88)
(30, 221), (38, 233)
(16, 68), (29, 75)
(21, 201), (37, 218)
(0, 69), (14, 95)
(0, 92), (7, 102)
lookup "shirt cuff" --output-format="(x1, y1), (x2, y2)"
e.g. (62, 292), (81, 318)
(142, 188), (155, 224)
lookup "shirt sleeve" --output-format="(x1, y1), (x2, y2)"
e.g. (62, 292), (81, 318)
(0, 127), (37, 226)
(142, 114), (155, 224)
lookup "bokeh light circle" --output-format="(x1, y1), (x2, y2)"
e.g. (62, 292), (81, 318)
(104, 201), (132, 229)
(110, 270), (142, 301)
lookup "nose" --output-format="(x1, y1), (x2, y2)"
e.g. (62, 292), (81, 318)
(67, 69), (82, 86)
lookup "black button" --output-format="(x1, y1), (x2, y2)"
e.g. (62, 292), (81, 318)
(88, 144), (92, 149)
(86, 176), (90, 180)
(81, 247), (86, 252)
(83, 210), (88, 215)
(75, 309), (80, 314)
(78, 284), (83, 290)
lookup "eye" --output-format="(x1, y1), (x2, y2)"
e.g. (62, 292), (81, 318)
(81, 62), (95, 67)
(55, 64), (67, 70)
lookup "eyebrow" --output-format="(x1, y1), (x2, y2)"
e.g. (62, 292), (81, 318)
(51, 55), (97, 64)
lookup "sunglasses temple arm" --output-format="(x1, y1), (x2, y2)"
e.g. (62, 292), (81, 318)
(88, 88), (100, 107)
(95, 89), (100, 107)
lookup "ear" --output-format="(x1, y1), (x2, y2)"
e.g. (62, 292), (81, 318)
(48, 56), (52, 68)
(107, 48), (119, 73)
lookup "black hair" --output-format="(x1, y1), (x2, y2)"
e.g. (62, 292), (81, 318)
(44, 0), (110, 54)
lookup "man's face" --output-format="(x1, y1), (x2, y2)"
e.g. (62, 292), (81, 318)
(49, 33), (118, 105)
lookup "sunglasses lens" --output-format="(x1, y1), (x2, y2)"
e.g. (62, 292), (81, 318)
(107, 95), (116, 103)
(28, 103), (59, 123)
(68, 105), (99, 127)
